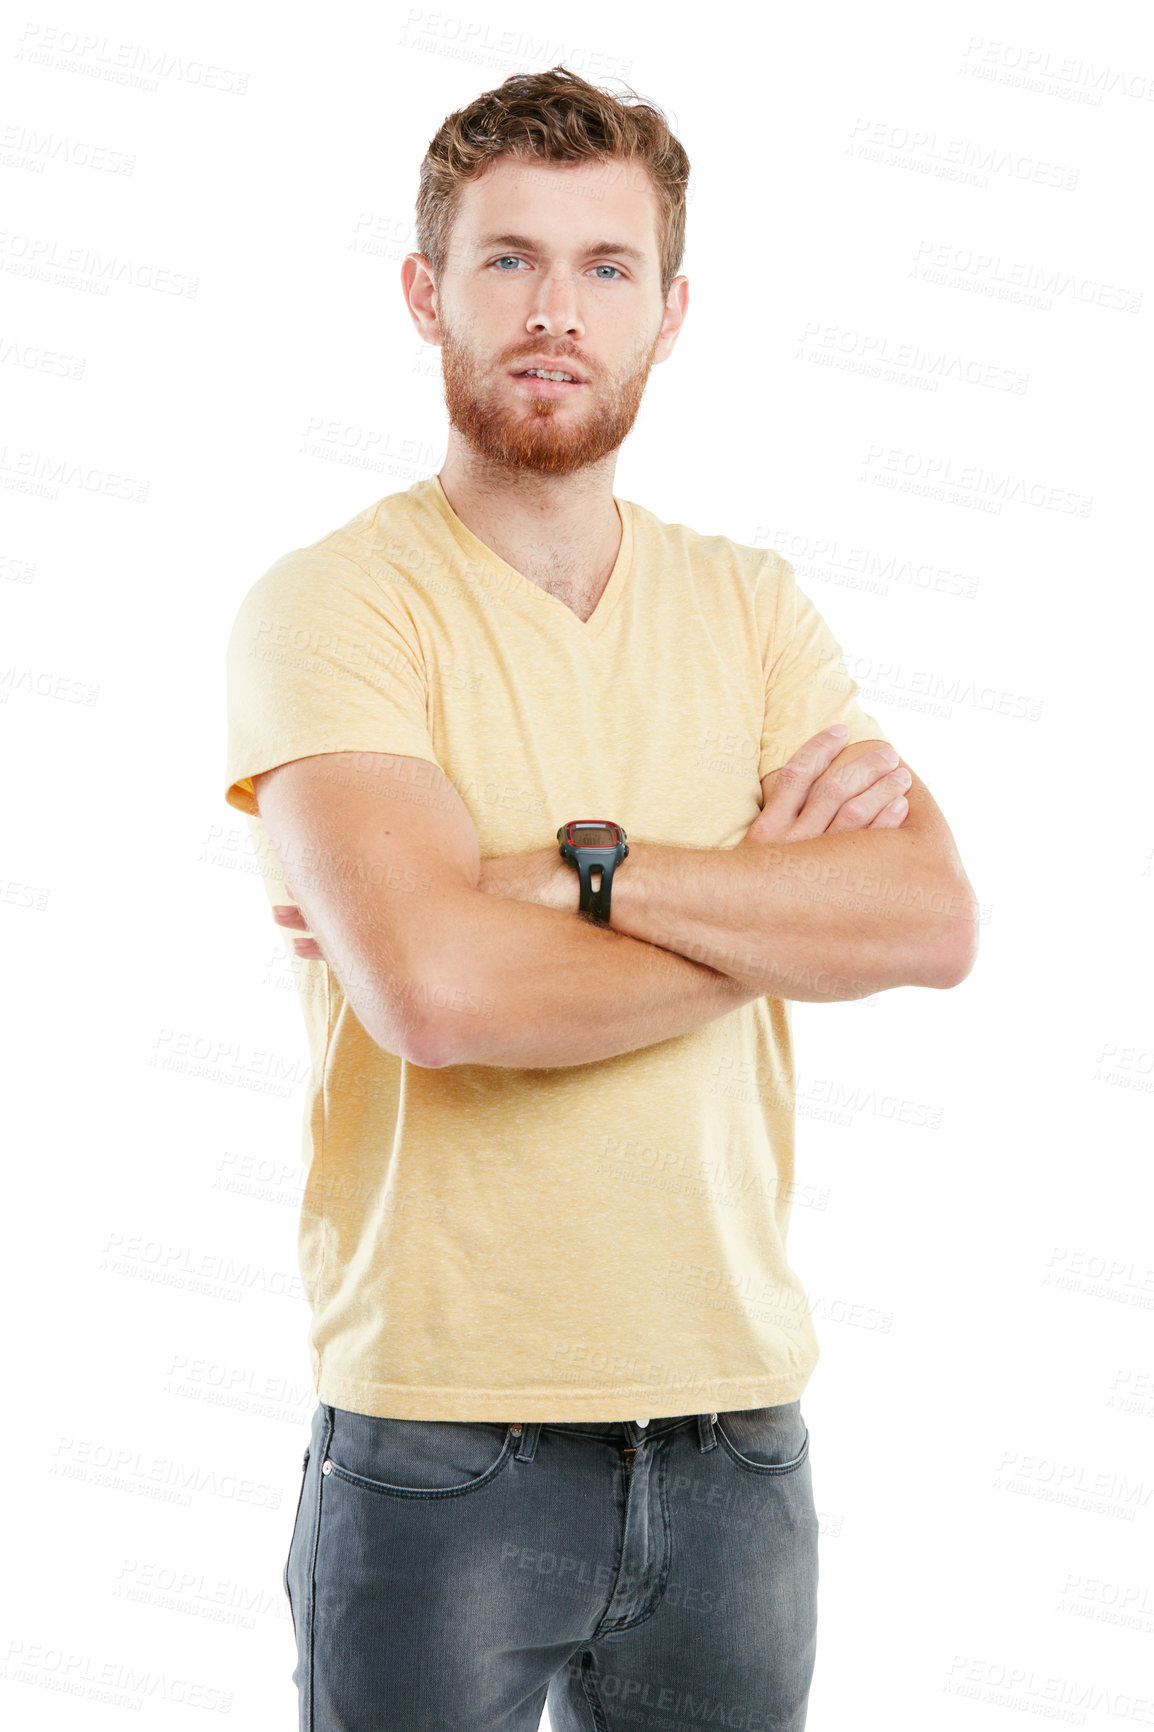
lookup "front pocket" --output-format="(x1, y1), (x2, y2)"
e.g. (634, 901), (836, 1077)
(715, 1403), (810, 1475)
(321, 1413), (516, 1499)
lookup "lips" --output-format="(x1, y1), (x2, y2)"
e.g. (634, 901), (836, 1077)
(509, 360), (588, 384)
(509, 371), (586, 398)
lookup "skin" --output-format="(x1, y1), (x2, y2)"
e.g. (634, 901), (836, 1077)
(275, 727), (917, 962)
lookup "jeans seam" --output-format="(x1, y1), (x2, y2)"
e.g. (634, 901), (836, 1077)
(321, 1434), (515, 1499)
(306, 1406), (335, 1731)
(284, 1447), (310, 1613)
(714, 1421), (810, 1475)
(579, 1650), (610, 1732)
(596, 1446), (674, 1636)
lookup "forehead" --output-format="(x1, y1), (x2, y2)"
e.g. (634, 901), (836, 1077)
(452, 155), (661, 263)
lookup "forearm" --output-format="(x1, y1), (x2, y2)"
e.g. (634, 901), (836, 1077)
(610, 832), (977, 1000)
(413, 886), (762, 1069)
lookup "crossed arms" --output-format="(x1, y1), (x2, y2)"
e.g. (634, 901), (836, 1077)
(252, 728), (978, 1071)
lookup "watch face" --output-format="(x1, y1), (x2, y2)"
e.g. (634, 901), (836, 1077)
(569, 823), (618, 849)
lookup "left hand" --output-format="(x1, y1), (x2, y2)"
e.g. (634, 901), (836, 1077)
(741, 729), (912, 847)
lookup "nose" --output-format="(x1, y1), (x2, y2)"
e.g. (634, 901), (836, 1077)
(526, 268), (583, 340)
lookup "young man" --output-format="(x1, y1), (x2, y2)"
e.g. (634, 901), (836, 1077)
(225, 65), (977, 1732)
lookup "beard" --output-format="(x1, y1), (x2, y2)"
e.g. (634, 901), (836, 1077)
(439, 316), (663, 477)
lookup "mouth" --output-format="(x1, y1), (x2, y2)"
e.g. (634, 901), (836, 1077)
(509, 368), (587, 398)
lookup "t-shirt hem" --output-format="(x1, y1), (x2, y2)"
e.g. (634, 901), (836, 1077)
(314, 1366), (816, 1423)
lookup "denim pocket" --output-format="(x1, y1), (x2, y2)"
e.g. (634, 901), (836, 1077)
(283, 1446), (310, 1617)
(321, 1410), (515, 1500)
(714, 1402), (810, 1474)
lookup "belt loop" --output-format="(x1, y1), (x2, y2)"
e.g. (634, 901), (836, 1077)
(697, 1412), (718, 1452)
(512, 1422), (541, 1462)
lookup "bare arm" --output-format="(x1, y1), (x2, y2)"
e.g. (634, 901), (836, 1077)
(434, 895), (760, 1068)
(253, 750), (760, 1072)
(458, 732), (978, 1003)
(609, 738), (980, 998)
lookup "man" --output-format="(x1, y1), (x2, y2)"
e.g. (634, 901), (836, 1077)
(224, 65), (977, 1732)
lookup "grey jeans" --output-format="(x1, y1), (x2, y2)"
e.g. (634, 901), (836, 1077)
(285, 1399), (819, 1730)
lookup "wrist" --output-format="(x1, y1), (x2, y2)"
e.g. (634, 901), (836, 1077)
(605, 838), (639, 929)
(557, 820), (629, 924)
(477, 847), (573, 911)
(545, 849), (580, 912)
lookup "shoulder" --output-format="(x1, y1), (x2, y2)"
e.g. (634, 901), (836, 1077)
(624, 495), (794, 607)
(627, 495), (786, 570)
(229, 480), (445, 629)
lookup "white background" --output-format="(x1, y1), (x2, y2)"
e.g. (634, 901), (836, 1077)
(2, 0), (1152, 1726)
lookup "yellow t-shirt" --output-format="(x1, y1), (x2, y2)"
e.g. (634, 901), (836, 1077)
(224, 474), (886, 1421)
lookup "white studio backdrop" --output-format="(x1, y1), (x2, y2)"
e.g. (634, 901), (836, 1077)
(2, 0), (1151, 1726)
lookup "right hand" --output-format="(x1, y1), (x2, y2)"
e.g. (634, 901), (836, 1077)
(272, 903), (325, 960)
(740, 728), (912, 847)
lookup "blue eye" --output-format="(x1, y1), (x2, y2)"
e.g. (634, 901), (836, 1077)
(490, 256), (622, 278)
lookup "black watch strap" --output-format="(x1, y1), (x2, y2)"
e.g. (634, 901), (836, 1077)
(556, 821), (629, 924)
(576, 854), (614, 922)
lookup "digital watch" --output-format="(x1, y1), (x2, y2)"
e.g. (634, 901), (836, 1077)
(556, 820), (629, 924)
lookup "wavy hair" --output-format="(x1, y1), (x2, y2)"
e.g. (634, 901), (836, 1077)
(415, 65), (690, 300)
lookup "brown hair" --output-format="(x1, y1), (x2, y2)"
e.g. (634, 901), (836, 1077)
(415, 65), (690, 301)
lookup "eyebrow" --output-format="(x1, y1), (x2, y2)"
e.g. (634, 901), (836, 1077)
(472, 232), (648, 265)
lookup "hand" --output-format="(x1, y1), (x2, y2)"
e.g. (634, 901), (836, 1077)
(272, 904), (325, 961)
(741, 728), (912, 846)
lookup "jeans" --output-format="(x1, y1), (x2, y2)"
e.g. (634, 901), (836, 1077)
(284, 1398), (819, 1730)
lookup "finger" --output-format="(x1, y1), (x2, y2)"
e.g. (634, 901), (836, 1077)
(799, 746), (904, 831)
(761, 728), (852, 823)
(273, 904), (309, 930)
(823, 767), (913, 833)
(866, 795), (908, 828)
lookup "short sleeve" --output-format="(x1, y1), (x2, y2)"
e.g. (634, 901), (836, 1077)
(224, 546), (441, 816)
(758, 554), (888, 779)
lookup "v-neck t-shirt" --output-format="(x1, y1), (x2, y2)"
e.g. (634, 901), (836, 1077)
(223, 473), (886, 1421)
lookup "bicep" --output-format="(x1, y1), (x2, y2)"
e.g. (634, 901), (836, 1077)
(252, 751), (481, 1062)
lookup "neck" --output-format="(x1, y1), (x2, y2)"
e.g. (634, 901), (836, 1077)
(437, 436), (623, 612)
